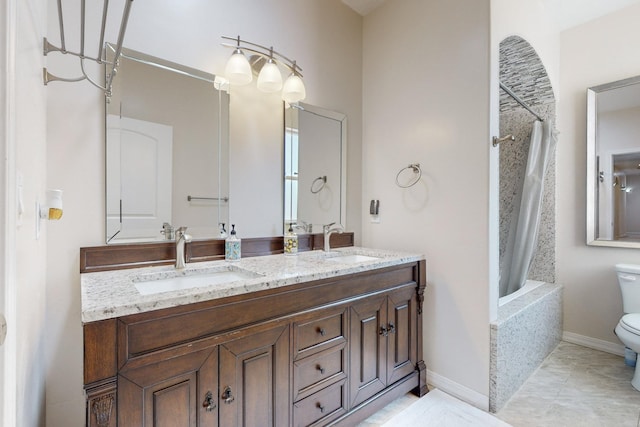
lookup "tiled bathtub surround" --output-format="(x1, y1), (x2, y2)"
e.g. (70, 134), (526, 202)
(498, 36), (557, 290)
(489, 282), (563, 413)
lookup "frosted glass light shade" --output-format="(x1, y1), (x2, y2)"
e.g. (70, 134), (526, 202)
(257, 60), (283, 93)
(225, 50), (252, 85)
(282, 74), (306, 103)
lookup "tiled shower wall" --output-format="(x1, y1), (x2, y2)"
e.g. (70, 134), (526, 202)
(490, 36), (562, 413)
(499, 35), (557, 289)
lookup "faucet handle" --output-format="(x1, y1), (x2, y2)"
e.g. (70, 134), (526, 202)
(161, 222), (175, 240)
(175, 226), (189, 239)
(323, 222), (336, 231)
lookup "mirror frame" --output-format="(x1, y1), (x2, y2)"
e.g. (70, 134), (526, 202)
(586, 74), (640, 248)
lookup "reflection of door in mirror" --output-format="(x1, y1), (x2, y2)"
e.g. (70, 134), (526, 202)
(284, 103), (347, 234)
(106, 115), (173, 241)
(588, 75), (640, 247)
(105, 44), (229, 244)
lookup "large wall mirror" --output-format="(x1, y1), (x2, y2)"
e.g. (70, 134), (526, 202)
(284, 103), (347, 233)
(587, 74), (640, 248)
(105, 44), (230, 244)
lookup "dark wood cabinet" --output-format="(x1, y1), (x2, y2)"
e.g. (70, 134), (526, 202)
(349, 294), (387, 407)
(219, 324), (290, 427)
(348, 286), (418, 408)
(84, 260), (427, 426)
(118, 347), (218, 426)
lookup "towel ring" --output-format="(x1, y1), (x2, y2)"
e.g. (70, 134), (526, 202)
(395, 164), (421, 188)
(311, 176), (327, 194)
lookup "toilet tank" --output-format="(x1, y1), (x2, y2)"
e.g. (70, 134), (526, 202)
(616, 264), (640, 313)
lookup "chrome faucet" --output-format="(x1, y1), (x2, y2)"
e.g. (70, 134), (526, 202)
(175, 226), (192, 269)
(323, 222), (344, 252)
(294, 220), (313, 234)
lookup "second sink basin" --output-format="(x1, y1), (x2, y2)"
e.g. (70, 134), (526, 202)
(323, 254), (380, 264)
(133, 266), (261, 296)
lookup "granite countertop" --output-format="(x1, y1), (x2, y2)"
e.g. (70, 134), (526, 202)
(81, 246), (424, 323)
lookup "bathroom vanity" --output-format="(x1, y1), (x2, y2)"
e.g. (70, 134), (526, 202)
(81, 239), (427, 426)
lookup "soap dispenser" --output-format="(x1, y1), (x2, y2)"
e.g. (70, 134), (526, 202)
(219, 222), (227, 239)
(284, 223), (298, 256)
(225, 224), (241, 261)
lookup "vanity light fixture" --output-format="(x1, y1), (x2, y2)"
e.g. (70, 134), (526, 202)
(224, 37), (253, 86)
(222, 35), (306, 102)
(257, 48), (283, 93)
(282, 63), (306, 104)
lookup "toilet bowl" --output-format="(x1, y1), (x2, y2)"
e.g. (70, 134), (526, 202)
(615, 264), (640, 391)
(615, 314), (640, 390)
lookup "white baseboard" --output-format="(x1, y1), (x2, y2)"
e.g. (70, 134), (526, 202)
(426, 369), (489, 411)
(562, 331), (625, 357)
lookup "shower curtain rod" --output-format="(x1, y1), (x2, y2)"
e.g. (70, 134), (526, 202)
(499, 82), (544, 122)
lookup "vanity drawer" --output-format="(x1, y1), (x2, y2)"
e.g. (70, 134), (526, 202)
(294, 343), (347, 401)
(293, 380), (347, 427)
(294, 308), (347, 359)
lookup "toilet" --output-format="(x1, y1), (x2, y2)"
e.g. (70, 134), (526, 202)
(615, 264), (640, 391)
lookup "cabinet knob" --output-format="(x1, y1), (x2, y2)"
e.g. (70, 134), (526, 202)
(317, 402), (325, 413)
(202, 391), (216, 412)
(317, 365), (325, 374)
(379, 325), (388, 337)
(222, 386), (235, 404)
(318, 327), (326, 336)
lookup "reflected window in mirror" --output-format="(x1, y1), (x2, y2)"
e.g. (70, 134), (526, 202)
(284, 124), (299, 227)
(105, 44), (230, 244)
(587, 74), (640, 248)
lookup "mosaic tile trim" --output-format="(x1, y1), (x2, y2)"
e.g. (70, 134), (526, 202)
(499, 35), (555, 113)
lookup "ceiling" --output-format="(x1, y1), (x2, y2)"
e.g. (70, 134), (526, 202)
(342, 0), (640, 29)
(341, 0), (385, 16)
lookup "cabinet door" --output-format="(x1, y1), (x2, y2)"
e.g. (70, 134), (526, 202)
(349, 295), (387, 408)
(386, 286), (418, 385)
(218, 324), (290, 427)
(118, 347), (218, 427)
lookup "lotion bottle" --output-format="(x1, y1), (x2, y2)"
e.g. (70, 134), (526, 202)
(284, 223), (298, 256)
(225, 224), (241, 261)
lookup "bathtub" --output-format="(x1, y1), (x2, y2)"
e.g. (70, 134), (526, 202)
(499, 280), (545, 306)
(490, 280), (563, 413)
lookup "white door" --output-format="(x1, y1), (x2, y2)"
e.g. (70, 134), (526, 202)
(107, 115), (173, 242)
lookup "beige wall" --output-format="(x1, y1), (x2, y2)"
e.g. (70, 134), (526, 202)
(558, 4), (640, 349)
(44, 1), (362, 424)
(362, 0), (492, 406)
(4, 0), (49, 425)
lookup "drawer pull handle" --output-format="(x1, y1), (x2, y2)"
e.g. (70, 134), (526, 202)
(317, 365), (325, 374)
(222, 386), (235, 404)
(317, 402), (325, 413)
(318, 327), (326, 336)
(203, 391), (216, 412)
(388, 322), (396, 334)
(379, 325), (388, 337)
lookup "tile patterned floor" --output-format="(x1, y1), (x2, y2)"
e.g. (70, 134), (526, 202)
(361, 342), (640, 426)
(497, 342), (640, 427)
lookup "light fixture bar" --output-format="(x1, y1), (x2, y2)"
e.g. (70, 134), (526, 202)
(221, 35), (303, 76)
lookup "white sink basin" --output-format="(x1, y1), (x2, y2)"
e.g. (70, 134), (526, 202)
(323, 254), (380, 264)
(133, 267), (261, 296)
